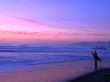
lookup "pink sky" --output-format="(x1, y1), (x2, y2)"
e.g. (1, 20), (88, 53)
(0, 0), (110, 44)
(0, 31), (109, 44)
(0, 15), (110, 44)
(0, 15), (61, 32)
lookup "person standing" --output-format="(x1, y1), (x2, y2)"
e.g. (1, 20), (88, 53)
(92, 51), (102, 70)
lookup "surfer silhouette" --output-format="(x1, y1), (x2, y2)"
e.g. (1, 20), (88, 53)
(92, 51), (102, 70)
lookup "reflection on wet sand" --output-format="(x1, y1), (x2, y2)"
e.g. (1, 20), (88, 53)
(0, 60), (109, 82)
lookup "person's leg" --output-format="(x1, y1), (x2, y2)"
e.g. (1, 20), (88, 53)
(95, 59), (97, 70)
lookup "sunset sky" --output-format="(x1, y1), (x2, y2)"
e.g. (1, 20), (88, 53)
(0, 0), (110, 44)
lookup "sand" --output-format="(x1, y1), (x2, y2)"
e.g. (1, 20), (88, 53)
(0, 60), (109, 82)
(0, 61), (93, 82)
(67, 68), (110, 82)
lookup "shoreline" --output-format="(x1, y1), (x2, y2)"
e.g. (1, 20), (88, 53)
(67, 68), (110, 82)
(0, 60), (94, 82)
(0, 60), (109, 82)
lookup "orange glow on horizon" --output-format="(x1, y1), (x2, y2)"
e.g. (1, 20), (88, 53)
(0, 31), (109, 44)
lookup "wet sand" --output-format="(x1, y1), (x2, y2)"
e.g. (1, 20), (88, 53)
(0, 60), (109, 82)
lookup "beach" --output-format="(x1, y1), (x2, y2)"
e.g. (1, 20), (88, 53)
(0, 60), (93, 82)
(0, 0), (110, 82)
(0, 51), (109, 82)
(0, 59), (109, 82)
(67, 68), (110, 82)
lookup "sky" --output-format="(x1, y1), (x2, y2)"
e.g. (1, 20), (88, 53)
(0, 0), (110, 44)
